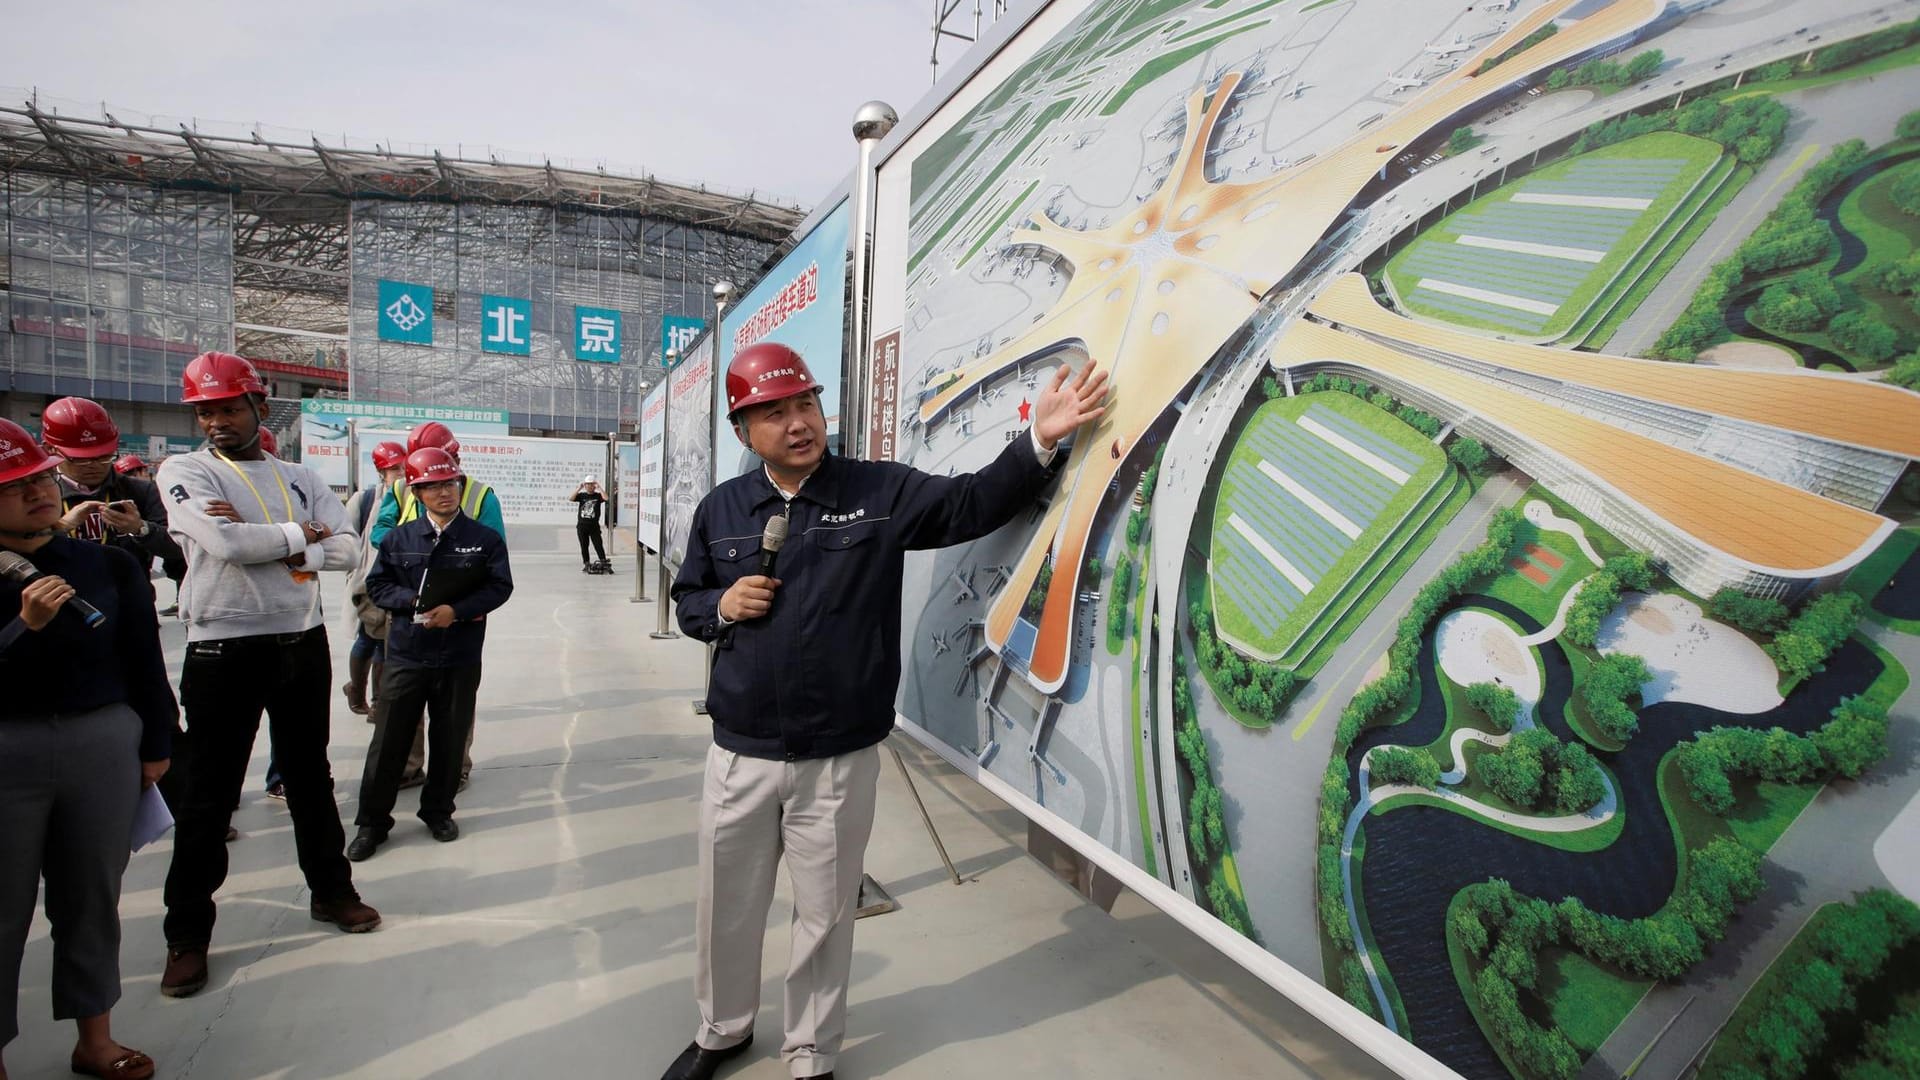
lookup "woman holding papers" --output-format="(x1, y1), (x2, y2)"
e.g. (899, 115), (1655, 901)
(0, 420), (173, 1080)
(348, 448), (513, 861)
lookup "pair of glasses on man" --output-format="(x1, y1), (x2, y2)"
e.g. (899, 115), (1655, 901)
(0, 472), (59, 499)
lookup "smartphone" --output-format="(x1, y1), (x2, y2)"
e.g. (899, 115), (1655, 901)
(111, 500), (136, 513)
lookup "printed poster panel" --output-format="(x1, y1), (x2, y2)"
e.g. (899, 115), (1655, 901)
(867, 328), (902, 462)
(301, 399), (510, 489)
(867, 1), (1920, 1077)
(352, 429), (606, 526)
(637, 379), (667, 553)
(663, 333), (714, 572)
(713, 201), (850, 486)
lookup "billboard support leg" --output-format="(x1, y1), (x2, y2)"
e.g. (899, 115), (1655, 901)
(888, 737), (964, 887)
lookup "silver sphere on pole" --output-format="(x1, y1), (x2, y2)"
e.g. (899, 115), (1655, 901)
(852, 101), (898, 143)
(712, 280), (734, 304)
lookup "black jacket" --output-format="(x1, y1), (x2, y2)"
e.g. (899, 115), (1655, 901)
(59, 472), (187, 582)
(0, 537), (177, 760)
(672, 435), (1056, 761)
(366, 512), (514, 669)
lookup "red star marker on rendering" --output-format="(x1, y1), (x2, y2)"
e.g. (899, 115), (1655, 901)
(1017, 397), (1032, 422)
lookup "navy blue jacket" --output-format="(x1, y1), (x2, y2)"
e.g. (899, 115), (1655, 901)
(672, 434), (1056, 761)
(0, 537), (177, 760)
(366, 512), (513, 669)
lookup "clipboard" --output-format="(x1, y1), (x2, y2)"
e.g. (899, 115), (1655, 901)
(416, 563), (491, 612)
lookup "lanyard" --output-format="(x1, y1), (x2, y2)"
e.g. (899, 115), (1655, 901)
(211, 449), (297, 524)
(211, 449), (314, 585)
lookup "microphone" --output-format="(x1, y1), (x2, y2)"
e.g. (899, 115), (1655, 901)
(757, 512), (789, 578)
(0, 551), (106, 629)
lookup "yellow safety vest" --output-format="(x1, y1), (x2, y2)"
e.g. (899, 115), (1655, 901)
(397, 476), (492, 524)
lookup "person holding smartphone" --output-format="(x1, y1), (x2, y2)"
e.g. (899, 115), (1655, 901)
(348, 448), (513, 860)
(0, 419), (174, 1080)
(40, 398), (185, 602)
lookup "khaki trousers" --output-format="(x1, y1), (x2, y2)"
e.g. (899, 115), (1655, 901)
(694, 742), (881, 1078)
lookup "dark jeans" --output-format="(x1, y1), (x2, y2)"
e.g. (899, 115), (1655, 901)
(356, 662), (482, 834)
(350, 626), (386, 662)
(163, 627), (356, 946)
(577, 522), (607, 564)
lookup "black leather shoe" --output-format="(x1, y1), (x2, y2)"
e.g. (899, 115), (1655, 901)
(345, 828), (386, 861)
(427, 818), (460, 843)
(659, 1034), (752, 1080)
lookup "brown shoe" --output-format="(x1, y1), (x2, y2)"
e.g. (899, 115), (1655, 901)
(311, 896), (382, 933)
(160, 945), (208, 998)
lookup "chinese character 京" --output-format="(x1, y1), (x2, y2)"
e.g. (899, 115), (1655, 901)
(580, 316), (618, 356)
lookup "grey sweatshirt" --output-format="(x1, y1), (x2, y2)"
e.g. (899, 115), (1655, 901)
(155, 450), (360, 641)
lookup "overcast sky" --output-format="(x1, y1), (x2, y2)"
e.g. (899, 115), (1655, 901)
(1, 1), (958, 210)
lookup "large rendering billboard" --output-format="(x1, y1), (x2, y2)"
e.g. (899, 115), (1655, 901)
(866, 1), (1920, 1077)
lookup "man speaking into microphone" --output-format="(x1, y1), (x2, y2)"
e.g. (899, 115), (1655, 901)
(665, 342), (1107, 1080)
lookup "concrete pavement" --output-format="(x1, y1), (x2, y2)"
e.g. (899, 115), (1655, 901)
(6, 526), (1392, 1080)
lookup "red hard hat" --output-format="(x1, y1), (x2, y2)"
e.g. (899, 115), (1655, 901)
(371, 441), (408, 471)
(258, 428), (279, 456)
(114, 454), (151, 475)
(405, 447), (463, 487)
(181, 351), (267, 404)
(407, 421), (460, 458)
(40, 397), (121, 459)
(0, 419), (63, 487)
(725, 342), (824, 419)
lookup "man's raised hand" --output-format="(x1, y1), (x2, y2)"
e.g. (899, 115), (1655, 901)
(1031, 361), (1110, 451)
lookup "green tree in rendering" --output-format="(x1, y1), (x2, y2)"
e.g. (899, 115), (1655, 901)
(1830, 310), (1902, 363)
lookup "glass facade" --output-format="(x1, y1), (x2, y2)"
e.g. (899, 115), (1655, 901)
(349, 202), (777, 433)
(0, 173), (234, 401)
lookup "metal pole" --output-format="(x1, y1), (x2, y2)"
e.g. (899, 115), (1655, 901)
(693, 284), (733, 718)
(650, 348), (680, 640)
(847, 102), (898, 464)
(346, 419), (360, 492)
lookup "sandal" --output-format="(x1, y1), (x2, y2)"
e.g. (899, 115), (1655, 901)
(70, 1047), (155, 1080)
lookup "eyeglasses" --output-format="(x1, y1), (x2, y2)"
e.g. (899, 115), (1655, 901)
(0, 472), (60, 499)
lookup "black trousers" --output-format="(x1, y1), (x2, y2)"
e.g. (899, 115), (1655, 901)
(0, 706), (141, 1045)
(355, 662), (482, 834)
(163, 628), (356, 946)
(577, 521), (606, 563)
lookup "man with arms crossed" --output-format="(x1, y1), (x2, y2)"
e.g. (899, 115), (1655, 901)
(155, 352), (380, 999)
